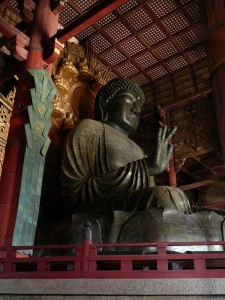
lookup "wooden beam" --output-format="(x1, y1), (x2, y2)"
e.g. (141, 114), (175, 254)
(55, 0), (130, 43)
(0, 21), (28, 49)
(0, 0), (13, 10)
(51, 0), (65, 15)
(179, 165), (199, 181)
(192, 155), (218, 176)
(163, 87), (213, 111)
(19, 0), (36, 23)
(141, 88), (213, 119)
(0, 16), (29, 60)
(0, 16), (29, 46)
(177, 148), (215, 159)
(200, 203), (225, 210)
(178, 176), (225, 190)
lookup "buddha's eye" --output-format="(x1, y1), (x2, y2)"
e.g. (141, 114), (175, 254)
(124, 98), (134, 104)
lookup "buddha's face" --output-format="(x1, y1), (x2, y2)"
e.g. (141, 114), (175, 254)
(105, 88), (143, 136)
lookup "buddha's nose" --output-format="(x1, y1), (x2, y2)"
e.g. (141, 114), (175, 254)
(131, 104), (141, 115)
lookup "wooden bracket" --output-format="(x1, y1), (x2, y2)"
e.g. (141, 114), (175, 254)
(9, 36), (28, 61)
(18, 0), (36, 23)
(51, 0), (66, 15)
(0, 0), (14, 10)
(44, 37), (64, 64)
(0, 16), (30, 61)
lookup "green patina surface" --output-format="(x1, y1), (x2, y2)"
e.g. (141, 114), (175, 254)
(12, 69), (59, 250)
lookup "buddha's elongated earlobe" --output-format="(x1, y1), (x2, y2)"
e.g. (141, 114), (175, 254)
(99, 104), (108, 121)
(103, 111), (108, 121)
(100, 99), (109, 121)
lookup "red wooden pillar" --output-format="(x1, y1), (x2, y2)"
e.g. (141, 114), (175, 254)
(0, 0), (59, 248)
(26, 0), (59, 70)
(169, 154), (177, 187)
(166, 111), (177, 187)
(204, 0), (225, 163)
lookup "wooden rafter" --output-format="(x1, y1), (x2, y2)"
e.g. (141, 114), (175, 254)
(55, 0), (130, 43)
(0, 0), (13, 10)
(0, 16), (29, 43)
(179, 148), (217, 159)
(0, 16), (30, 61)
(179, 176), (225, 190)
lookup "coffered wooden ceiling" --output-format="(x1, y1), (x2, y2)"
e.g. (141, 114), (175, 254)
(6, 0), (206, 84)
(1, 0), (225, 196)
(59, 0), (205, 85)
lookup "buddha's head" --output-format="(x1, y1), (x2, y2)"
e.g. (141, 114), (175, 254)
(94, 78), (145, 136)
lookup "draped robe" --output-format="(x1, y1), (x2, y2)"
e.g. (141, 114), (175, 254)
(61, 120), (222, 249)
(61, 119), (191, 215)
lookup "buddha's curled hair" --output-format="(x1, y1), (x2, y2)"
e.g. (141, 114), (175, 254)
(94, 77), (145, 121)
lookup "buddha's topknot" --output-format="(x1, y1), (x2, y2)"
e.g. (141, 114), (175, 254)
(94, 77), (145, 121)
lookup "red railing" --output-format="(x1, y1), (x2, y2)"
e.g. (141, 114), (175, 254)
(1, 241), (225, 279)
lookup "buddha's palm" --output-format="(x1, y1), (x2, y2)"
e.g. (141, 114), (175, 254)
(148, 125), (177, 175)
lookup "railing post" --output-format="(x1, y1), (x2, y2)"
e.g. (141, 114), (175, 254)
(194, 259), (206, 271)
(121, 260), (132, 271)
(157, 243), (168, 271)
(3, 247), (15, 273)
(37, 260), (48, 272)
(81, 222), (92, 271)
(75, 245), (81, 271)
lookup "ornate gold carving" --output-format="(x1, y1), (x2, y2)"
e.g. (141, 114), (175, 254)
(59, 60), (79, 79)
(52, 41), (111, 130)
(6, 87), (16, 105)
(0, 105), (10, 135)
(53, 76), (71, 94)
(0, 87), (16, 177)
(52, 96), (65, 115)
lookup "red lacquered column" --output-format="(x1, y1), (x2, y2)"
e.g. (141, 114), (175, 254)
(0, 0), (59, 248)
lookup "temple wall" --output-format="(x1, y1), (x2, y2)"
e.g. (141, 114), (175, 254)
(205, 181), (225, 204)
(199, 181), (225, 208)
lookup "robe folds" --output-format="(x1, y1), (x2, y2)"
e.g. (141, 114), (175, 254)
(61, 119), (156, 213)
(61, 119), (191, 215)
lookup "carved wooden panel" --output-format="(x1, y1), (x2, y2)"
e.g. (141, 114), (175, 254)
(0, 89), (15, 177)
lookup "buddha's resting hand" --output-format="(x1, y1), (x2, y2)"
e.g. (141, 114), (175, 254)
(148, 125), (177, 175)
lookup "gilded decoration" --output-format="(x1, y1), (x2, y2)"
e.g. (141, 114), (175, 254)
(51, 42), (111, 130)
(0, 88), (15, 177)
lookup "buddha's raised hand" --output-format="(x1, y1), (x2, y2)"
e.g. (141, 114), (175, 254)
(148, 125), (177, 175)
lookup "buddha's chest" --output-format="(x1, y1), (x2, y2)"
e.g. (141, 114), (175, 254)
(104, 126), (145, 170)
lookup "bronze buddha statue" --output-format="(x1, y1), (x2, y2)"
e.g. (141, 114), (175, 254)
(60, 78), (224, 251)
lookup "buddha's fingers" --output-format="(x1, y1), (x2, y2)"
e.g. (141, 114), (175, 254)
(157, 127), (162, 145)
(165, 126), (177, 144)
(161, 124), (167, 142)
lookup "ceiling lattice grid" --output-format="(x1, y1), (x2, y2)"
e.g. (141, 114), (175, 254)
(9, 0), (206, 85)
(66, 0), (206, 85)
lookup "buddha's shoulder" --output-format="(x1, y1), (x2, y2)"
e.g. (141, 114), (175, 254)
(78, 119), (103, 129)
(73, 119), (104, 135)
